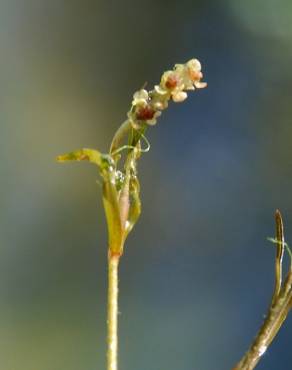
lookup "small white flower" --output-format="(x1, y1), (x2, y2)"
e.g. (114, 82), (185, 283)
(158, 70), (187, 103)
(186, 58), (201, 72)
(174, 59), (207, 90)
(132, 89), (149, 106)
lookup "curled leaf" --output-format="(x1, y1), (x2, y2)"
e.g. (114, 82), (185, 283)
(124, 176), (141, 238)
(57, 148), (112, 169)
(102, 171), (124, 256)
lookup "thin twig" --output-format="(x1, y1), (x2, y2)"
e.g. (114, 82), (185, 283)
(233, 211), (292, 370)
(233, 272), (292, 370)
(272, 210), (285, 304)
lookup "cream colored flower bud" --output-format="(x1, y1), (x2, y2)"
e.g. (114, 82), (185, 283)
(132, 89), (149, 106)
(172, 91), (187, 102)
(153, 100), (168, 110)
(133, 89), (148, 100)
(154, 85), (168, 95)
(186, 58), (202, 71)
(194, 81), (208, 89)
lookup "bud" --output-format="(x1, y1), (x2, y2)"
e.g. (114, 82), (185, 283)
(172, 91), (188, 103)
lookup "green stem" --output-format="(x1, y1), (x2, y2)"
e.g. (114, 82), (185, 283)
(107, 252), (120, 370)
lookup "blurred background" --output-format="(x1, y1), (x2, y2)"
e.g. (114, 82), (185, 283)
(1, 0), (292, 369)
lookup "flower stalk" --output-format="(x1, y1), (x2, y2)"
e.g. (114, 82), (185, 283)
(107, 252), (120, 370)
(57, 58), (206, 370)
(56, 59), (292, 370)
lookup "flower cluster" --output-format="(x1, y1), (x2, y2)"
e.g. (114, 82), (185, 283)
(127, 58), (207, 128)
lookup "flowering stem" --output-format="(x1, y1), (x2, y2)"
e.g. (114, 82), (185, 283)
(57, 58), (207, 370)
(107, 252), (120, 370)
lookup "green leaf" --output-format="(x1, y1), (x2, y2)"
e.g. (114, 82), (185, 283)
(57, 146), (142, 255)
(102, 171), (124, 256)
(124, 176), (141, 238)
(57, 148), (124, 255)
(57, 148), (105, 167)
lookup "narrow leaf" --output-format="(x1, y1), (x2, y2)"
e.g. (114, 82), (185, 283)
(102, 171), (124, 256)
(57, 148), (103, 167)
(124, 177), (141, 238)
